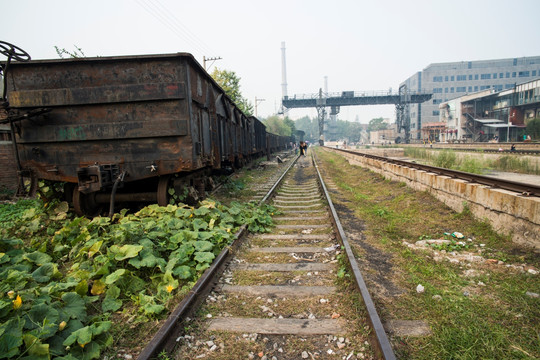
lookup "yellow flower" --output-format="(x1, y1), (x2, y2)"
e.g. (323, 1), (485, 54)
(189, 214), (193, 218)
(226, 228), (231, 233)
(13, 295), (22, 309)
(7, 290), (15, 299)
(166, 285), (174, 293)
(59, 321), (67, 331)
(79, 343), (86, 348)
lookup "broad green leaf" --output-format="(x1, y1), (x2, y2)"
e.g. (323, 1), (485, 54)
(165, 257), (178, 272)
(194, 240), (214, 252)
(109, 244), (143, 261)
(197, 231), (214, 241)
(175, 207), (192, 218)
(62, 326), (92, 347)
(194, 251), (215, 264)
(102, 286), (122, 313)
(23, 333), (50, 356)
(75, 280), (88, 296)
(137, 292), (165, 315)
(128, 249), (166, 269)
(196, 262), (210, 271)
(91, 321), (111, 336)
(0, 252), (9, 265)
(123, 275), (145, 293)
(105, 269), (126, 284)
(89, 216), (110, 227)
(0, 299), (12, 318)
(227, 204), (242, 215)
(53, 201), (69, 214)
(54, 356), (79, 360)
(105, 285), (120, 299)
(169, 232), (184, 244)
(142, 302), (165, 315)
(0, 238), (24, 250)
(23, 251), (52, 266)
(167, 218), (185, 230)
(61, 292), (86, 321)
(172, 265), (192, 280)
(90, 279), (106, 295)
(191, 218), (208, 231)
(32, 263), (56, 283)
(147, 231), (167, 240)
(0, 317), (24, 358)
(170, 243), (195, 264)
(92, 260), (111, 277)
(87, 240), (103, 258)
(25, 303), (59, 338)
(68, 341), (101, 360)
(102, 296), (123, 313)
(194, 206), (211, 216)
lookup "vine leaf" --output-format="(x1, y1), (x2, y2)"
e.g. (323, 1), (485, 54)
(0, 317), (24, 358)
(108, 245), (143, 261)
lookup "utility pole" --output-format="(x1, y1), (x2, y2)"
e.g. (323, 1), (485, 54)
(255, 97), (265, 118)
(203, 56), (222, 71)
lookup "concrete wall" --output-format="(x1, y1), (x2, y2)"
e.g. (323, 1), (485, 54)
(329, 148), (540, 250)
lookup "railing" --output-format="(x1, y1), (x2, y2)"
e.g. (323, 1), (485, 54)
(283, 89), (432, 100)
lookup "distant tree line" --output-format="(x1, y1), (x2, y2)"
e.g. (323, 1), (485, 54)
(293, 116), (387, 143)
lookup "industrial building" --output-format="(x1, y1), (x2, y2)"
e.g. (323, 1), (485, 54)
(437, 78), (540, 143)
(401, 56), (540, 140)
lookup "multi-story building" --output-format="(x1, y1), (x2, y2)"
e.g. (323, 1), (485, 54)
(438, 78), (540, 143)
(401, 56), (540, 140)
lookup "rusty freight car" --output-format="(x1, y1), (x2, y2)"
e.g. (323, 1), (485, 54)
(2, 49), (279, 216)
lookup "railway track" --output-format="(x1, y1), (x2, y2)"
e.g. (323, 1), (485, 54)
(138, 153), (395, 360)
(333, 147), (540, 197)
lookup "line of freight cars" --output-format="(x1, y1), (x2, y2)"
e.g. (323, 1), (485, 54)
(2, 50), (293, 216)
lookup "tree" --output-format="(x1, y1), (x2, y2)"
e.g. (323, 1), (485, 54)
(284, 117), (296, 135)
(367, 117), (388, 132)
(526, 118), (540, 140)
(294, 116), (318, 142)
(335, 119), (363, 143)
(210, 68), (253, 116)
(263, 115), (294, 136)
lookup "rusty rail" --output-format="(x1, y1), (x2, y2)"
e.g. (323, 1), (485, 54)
(331, 147), (540, 197)
(137, 156), (298, 360)
(312, 151), (397, 360)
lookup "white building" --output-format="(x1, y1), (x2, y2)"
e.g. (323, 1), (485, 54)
(401, 56), (540, 140)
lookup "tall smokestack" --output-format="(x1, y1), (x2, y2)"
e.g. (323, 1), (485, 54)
(281, 41), (288, 99)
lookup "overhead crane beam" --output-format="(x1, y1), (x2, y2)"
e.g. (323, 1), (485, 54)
(282, 87), (432, 144)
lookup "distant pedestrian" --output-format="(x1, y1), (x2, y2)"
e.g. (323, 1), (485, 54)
(299, 141), (307, 156)
(511, 144), (516, 151)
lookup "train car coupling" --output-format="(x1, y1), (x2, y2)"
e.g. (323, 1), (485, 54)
(77, 164), (123, 194)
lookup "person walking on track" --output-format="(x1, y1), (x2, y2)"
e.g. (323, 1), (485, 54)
(299, 141), (308, 156)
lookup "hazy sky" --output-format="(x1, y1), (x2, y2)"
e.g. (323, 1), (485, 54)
(2, 0), (540, 123)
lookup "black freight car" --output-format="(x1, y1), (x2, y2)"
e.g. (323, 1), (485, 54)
(2, 50), (289, 216)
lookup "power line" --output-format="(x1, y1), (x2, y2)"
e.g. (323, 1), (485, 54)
(135, 0), (210, 56)
(149, 0), (215, 55)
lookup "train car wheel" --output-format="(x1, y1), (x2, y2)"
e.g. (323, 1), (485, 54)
(73, 188), (102, 217)
(157, 175), (172, 206)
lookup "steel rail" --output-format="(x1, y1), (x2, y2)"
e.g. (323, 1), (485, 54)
(260, 154), (300, 204)
(331, 147), (540, 197)
(137, 155), (297, 360)
(416, 147), (540, 155)
(312, 151), (397, 360)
